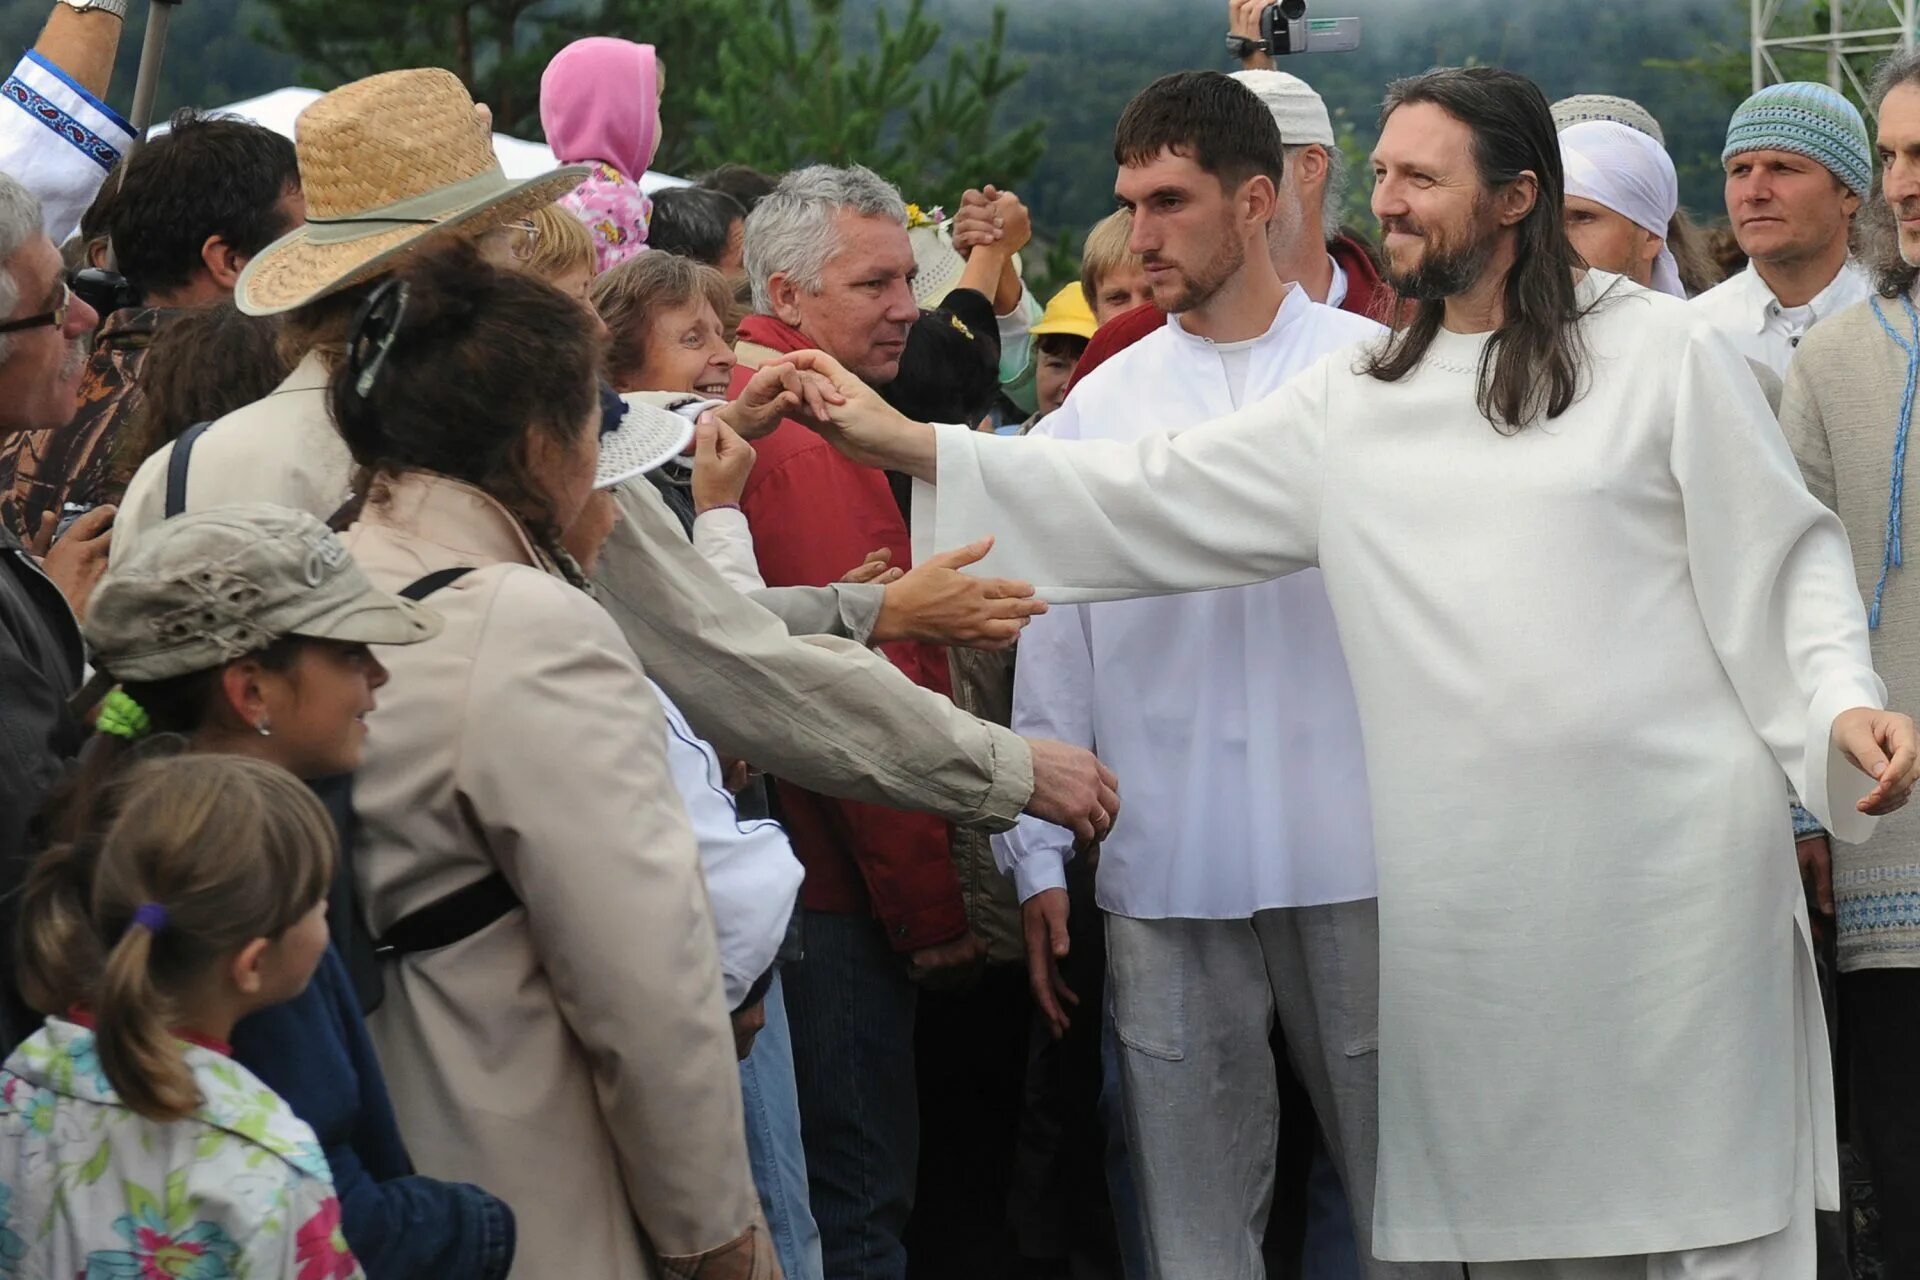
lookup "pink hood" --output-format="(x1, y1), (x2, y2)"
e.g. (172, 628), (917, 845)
(539, 37), (661, 180)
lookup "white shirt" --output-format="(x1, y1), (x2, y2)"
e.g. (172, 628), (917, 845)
(1689, 258), (1872, 378)
(0, 51), (135, 240)
(1323, 252), (1350, 311)
(994, 289), (1386, 919)
(913, 272), (1878, 1259)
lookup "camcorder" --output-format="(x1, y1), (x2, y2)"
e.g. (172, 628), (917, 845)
(1233, 0), (1362, 58)
(67, 266), (140, 319)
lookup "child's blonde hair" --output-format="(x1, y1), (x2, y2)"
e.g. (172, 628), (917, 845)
(1079, 209), (1145, 313)
(16, 754), (336, 1121)
(524, 203), (597, 286)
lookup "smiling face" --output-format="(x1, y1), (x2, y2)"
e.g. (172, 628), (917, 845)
(639, 295), (736, 397)
(776, 210), (919, 385)
(1370, 100), (1514, 300)
(1723, 148), (1860, 267)
(251, 639), (389, 778)
(1879, 82), (1920, 267)
(1114, 148), (1250, 316)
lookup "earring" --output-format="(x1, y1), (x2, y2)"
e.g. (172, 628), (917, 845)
(255, 718), (272, 738)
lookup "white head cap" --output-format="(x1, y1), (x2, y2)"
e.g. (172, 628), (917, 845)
(1559, 120), (1684, 298)
(1230, 69), (1335, 148)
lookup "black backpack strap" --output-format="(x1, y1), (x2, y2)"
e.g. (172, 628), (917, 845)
(374, 873), (521, 958)
(399, 566), (474, 601)
(163, 420), (215, 519)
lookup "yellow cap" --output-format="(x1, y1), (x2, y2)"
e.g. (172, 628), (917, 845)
(1031, 282), (1098, 342)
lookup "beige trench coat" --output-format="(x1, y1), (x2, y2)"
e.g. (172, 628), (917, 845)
(341, 472), (773, 1280)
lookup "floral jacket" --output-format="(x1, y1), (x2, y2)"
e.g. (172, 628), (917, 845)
(0, 1016), (363, 1280)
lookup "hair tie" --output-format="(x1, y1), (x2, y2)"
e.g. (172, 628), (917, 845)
(96, 690), (151, 741)
(129, 902), (168, 934)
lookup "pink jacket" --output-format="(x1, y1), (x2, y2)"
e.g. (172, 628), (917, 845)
(540, 37), (661, 272)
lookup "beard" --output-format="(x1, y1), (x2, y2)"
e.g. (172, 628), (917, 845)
(1381, 204), (1502, 301)
(1148, 223), (1247, 315)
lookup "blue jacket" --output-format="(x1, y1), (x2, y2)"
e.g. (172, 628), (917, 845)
(230, 946), (515, 1280)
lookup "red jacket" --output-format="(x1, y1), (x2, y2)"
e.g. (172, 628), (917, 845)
(1067, 233), (1397, 392)
(731, 314), (968, 951)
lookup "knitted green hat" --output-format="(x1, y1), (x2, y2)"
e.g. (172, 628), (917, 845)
(1723, 82), (1873, 196)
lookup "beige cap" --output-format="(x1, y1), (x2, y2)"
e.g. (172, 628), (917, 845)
(86, 504), (440, 682)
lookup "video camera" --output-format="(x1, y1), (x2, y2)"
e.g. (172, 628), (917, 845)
(1233, 0), (1361, 58)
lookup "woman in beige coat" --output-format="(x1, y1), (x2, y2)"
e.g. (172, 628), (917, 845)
(329, 240), (821, 1280)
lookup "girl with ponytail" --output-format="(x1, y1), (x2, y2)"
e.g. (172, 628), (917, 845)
(1, 754), (358, 1279)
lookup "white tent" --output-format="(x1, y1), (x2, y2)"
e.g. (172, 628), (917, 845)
(155, 87), (691, 192)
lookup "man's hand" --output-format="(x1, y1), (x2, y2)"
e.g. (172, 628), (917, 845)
(34, 505), (114, 622)
(951, 186), (1032, 258)
(1797, 834), (1834, 945)
(841, 547), (905, 585)
(716, 361), (846, 441)
(691, 415), (757, 513)
(731, 1000), (767, 1060)
(870, 536), (1045, 650)
(1835, 707), (1920, 814)
(1024, 737), (1120, 852)
(760, 349), (937, 479)
(1230, 0), (1275, 67)
(1023, 888), (1078, 1039)
(907, 930), (988, 988)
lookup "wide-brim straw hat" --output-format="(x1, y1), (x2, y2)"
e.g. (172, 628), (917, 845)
(237, 69), (589, 317)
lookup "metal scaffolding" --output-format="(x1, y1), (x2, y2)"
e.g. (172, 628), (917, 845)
(1752, 0), (1918, 106)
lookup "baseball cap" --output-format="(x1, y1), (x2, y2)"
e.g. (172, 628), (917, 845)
(86, 504), (441, 682)
(1031, 283), (1098, 343)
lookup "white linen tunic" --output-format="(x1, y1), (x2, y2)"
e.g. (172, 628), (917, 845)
(996, 290), (1387, 917)
(910, 272), (1882, 1262)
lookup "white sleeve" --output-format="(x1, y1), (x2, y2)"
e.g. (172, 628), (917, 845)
(995, 280), (1041, 384)
(991, 600), (1095, 902)
(649, 680), (803, 1009)
(1670, 319), (1888, 843)
(691, 506), (766, 593)
(0, 50), (135, 240)
(910, 355), (1333, 604)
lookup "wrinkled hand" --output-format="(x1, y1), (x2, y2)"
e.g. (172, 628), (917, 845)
(717, 360), (846, 441)
(1023, 888), (1078, 1039)
(1835, 707), (1920, 814)
(950, 186), (1031, 258)
(34, 505), (114, 622)
(759, 349), (932, 476)
(841, 547), (905, 585)
(907, 930), (988, 989)
(1797, 834), (1834, 945)
(731, 1000), (766, 1060)
(871, 536), (1046, 650)
(691, 414), (757, 513)
(1024, 737), (1120, 852)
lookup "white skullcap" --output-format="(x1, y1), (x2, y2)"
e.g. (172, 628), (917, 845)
(1559, 120), (1684, 298)
(1230, 69), (1336, 147)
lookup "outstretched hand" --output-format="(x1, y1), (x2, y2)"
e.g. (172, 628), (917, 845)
(718, 360), (847, 440)
(759, 349), (938, 479)
(1835, 707), (1920, 815)
(871, 536), (1046, 650)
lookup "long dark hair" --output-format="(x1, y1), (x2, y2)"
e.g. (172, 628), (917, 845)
(1362, 67), (1589, 433)
(1864, 49), (1920, 298)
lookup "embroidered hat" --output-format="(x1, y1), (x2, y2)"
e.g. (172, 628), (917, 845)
(1551, 94), (1666, 145)
(1723, 82), (1873, 196)
(1229, 69), (1336, 148)
(236, 69), (589, 316)
(85, 504), (439, 682)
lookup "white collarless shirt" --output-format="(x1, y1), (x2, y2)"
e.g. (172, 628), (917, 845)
(992, 287), (1388, 918)
(1689, 258), (1872, 378)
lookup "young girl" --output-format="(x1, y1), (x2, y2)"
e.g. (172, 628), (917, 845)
(0, 754), (360, 1280)
(540, 36), (664, 272)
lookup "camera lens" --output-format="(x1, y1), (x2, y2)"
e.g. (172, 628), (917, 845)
(1278, 0), (1308, 18)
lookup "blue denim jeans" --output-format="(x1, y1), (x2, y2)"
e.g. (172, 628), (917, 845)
(782, 911), (919, 1280)
(739, 973), (824, 1280)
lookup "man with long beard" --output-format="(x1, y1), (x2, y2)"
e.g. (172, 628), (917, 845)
(773, 67), (1920, 1276)
(1779, 48), (1920, 1278)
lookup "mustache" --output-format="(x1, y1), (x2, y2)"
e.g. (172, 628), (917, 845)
(58, 337), (85, 382)
(1896, 197), (1920, 221)
(1380, 216), (1427, 238)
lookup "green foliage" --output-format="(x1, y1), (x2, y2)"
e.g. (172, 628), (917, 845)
(683, 0), (1044, 209)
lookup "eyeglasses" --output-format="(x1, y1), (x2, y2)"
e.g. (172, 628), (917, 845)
(505, 218), (540, 263)
(0, 280), (72, 335)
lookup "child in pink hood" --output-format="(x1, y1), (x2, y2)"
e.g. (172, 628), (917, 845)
(540, 37), (663, 272)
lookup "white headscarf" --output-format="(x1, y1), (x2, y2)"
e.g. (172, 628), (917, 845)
(1559, 120), (1684, 297)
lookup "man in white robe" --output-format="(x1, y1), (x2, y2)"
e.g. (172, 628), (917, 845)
(771, 66), (1920, 1277)
(996, 71), (1441, 1279)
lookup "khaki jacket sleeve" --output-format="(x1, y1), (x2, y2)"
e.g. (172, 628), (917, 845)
(1779, 354), (1838, 513)
(459, 571), (764, 1264)
(747, 582), (883, 643)
(596, 480), (1033, 831)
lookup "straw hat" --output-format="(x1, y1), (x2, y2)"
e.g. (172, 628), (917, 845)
(237, 69), (589, 316)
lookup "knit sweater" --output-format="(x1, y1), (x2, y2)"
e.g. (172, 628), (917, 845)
(1781, 291), (1920, 970)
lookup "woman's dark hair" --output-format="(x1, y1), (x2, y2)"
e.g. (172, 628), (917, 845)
(113, 305), (290, 488)
(1665, 209), (1725, 298)
(1112, 70), (1285, 193)
(697, 163), (780, 214)
(1361, 67), (1588, 433)
(648, 187), (746, 266)
(328, 236), (604, 578)
(880, 287), (1002, 429)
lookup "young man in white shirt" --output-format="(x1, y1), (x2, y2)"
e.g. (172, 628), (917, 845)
(1691, 82), (1874, 377)
(994, 71), (1436, 1280)
(777, 65), (1920, 1278)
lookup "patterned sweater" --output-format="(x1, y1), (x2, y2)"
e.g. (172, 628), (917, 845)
(1782, 291), (1920, 970)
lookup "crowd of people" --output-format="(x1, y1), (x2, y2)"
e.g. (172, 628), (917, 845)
(1, 0), (1919, 1277)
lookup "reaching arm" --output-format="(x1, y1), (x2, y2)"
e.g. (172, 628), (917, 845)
(2, 2), (136, 238)
(33, 2), (122, 99)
